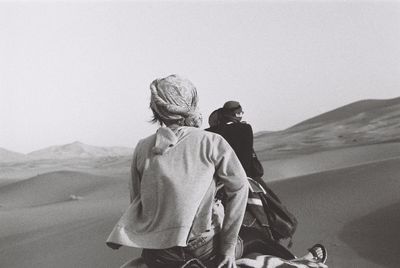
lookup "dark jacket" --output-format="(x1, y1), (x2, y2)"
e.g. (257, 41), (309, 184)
(206, 122), (253, 177)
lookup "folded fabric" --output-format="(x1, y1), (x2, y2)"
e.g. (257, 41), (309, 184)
(236, 254), (328, 268)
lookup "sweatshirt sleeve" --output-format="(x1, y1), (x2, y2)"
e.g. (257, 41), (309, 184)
(212, 135), (249, 257)
(129, 142), (142, 204)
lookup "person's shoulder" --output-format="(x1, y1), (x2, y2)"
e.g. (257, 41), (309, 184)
(141, 132), (157, 143)
(227, 122), (252, 130)
(135, 133), (157, 150)
(205, 126), (222, 134)
(184, 127), (225, 144)
(240, 122), (253, 130)
(189, 127), (220, 138)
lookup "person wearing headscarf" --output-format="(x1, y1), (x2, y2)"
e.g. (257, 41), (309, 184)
(106, 75), (249, 268)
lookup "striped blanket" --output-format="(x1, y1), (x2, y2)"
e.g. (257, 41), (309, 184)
(120, 255), (328, 268)
(236, 254), (328, 268)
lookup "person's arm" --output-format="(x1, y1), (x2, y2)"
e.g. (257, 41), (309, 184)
(129, 142), (141, 204)
(213, 136), (249, 258)
(107, 143), (141, 250)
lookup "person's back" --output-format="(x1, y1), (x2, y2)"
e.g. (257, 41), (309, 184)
(208, 122), (253, 177)
(106, 75), (249, 268)
(109, 126), (245, 248)
(206, 101), (254, 178)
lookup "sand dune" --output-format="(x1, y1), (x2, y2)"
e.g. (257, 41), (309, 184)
(269, 157), (400, 268)
(0, 171), (125, 208)
(0, 198), (140, 268)
(0, 155), (132, 180)
(0, 148), (27, 163)
(255, 97), (400, 160)
(0, 170), (138, 268)
(1, 145), (399, 267)
(291, 97), (400, 129)
(27, 141), (133, 160)
(339, 201), (400, 268)
(0, 179), (14, 188)
(262, 142), (400, 181)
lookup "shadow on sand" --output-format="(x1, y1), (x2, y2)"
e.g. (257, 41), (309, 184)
(339, 201), (400, 268)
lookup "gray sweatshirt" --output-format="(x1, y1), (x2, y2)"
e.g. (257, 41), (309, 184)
(107, 126), (249, 257)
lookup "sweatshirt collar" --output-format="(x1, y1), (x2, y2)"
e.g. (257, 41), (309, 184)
(152, 127), (178, 155)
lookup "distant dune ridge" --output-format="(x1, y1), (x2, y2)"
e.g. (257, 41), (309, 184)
(291, 97), (400, 128)
(1, 96), (400, 268)
(255, 97), (400, 160)
(27, 141), (133, 160)
(0, 148), (27, 162)
(0, 141), (133, 162)
(1, 97), (398, 162)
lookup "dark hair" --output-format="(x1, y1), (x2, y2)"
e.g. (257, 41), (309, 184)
(208, 108), (223, 127)
(150, 107), (184, 126)
(150, 107), (164, 125)
(222, 101), (241, 110)
(220, 103), (243, 124)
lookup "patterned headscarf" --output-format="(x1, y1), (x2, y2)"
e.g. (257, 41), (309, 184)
(150, 75), (202, 127)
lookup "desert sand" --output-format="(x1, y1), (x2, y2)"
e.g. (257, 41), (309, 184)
(1, 97), (399, 267)
(1, 143), (399, 268)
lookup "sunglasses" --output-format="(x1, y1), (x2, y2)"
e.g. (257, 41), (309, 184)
(235, 111), (244, 117)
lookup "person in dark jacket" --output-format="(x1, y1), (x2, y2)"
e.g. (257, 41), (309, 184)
(206, 101), (266, 190)
(206, 101), (254, 178)
(205, 101), (329, 267)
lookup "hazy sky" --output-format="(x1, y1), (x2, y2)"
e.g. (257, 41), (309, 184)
(1, 1), (400, 153)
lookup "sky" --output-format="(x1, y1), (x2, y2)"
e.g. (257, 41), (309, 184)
(1, 1), (400, 153)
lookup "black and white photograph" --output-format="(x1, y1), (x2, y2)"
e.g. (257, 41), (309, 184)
(1, 1), (399, 267)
